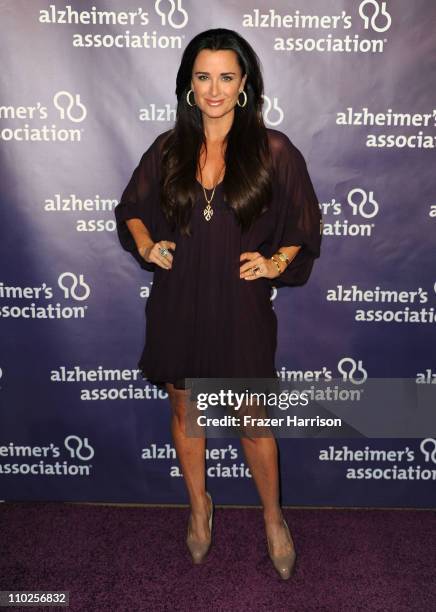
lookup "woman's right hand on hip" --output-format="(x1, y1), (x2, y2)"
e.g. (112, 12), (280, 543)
(141, 240), (176, 270)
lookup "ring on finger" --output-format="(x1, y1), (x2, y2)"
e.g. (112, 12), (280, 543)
(159, 246), (170, 258)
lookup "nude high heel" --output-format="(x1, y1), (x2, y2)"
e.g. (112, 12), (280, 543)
(266, 519), (296, 580)
(186, 491), (214, 564)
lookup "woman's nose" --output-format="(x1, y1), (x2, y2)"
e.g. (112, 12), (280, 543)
(209, 80), (220, 96)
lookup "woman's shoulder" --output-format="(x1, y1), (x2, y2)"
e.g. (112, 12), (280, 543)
(153, 128), (174, 151)
(153, 127), (174, 146)
(141, 128), (174, 160)
(265, 127), (307, 174)
(265, 127), (300, 157)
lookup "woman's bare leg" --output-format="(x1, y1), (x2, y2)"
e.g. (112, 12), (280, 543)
(240, 434), (294, 556)
(166, 382), (212, 541)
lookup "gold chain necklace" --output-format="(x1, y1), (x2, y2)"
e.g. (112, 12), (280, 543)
(199, 164), (225, 222)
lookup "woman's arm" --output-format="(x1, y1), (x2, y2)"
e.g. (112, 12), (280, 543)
(266, 130), (322, 287)
(240, 245), (302, 280)
(272, 245), (301, 274)
(126, 218), (155, 253)
(125, 217), (175, 269)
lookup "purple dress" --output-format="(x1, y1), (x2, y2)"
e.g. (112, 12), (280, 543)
(115, 128), (322, 390)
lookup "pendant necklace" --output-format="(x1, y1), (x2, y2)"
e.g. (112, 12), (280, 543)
(199, 164), (225, 222)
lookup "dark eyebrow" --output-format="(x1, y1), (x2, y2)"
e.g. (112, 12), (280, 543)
(194, 71), (236, 75)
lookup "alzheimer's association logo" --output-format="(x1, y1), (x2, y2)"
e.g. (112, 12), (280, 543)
(359, 0), (392, 33)
(154, 0), (188, 29)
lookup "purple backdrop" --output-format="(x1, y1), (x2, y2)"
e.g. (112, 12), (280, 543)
(1, 0), (435, 508)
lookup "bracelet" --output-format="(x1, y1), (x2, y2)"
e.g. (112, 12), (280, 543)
(270, 255), (283, 275)
(276, 251), (291, 265)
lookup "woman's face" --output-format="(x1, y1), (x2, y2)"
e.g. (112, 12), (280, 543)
(191, 49), (247, 120)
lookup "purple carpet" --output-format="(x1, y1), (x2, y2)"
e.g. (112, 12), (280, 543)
(1, 502), (435, 611)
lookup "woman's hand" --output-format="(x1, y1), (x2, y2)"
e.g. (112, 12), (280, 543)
(239, 251), (284, 280)
(140, 240), (176, 270)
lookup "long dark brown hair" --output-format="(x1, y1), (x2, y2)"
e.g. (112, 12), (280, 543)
(160, 28), (273, 236)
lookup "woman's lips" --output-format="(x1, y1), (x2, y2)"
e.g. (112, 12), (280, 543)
(205, 99), (224, 106)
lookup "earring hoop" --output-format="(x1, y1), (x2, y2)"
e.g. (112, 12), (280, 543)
(186, 89), (195, 106)
(237, 90), (247, 107)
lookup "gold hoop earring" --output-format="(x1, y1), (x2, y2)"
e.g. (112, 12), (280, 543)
(186, 89), (196, 107)
(237, 90), (247, 107)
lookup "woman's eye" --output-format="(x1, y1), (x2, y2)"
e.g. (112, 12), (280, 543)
(197, 75), (233, 81)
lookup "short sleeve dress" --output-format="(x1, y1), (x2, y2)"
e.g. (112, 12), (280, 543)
(114, 127), (322, 390)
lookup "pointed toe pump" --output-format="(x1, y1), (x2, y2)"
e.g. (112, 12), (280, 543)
(186, 491), (214, 564)
(266, 519), (297, 580)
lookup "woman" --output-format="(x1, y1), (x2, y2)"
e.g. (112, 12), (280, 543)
(114, 28), (322, 580)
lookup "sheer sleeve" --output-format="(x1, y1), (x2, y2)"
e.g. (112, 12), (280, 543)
(114, 133), (166, 272)
(268, 130), (323, 288)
